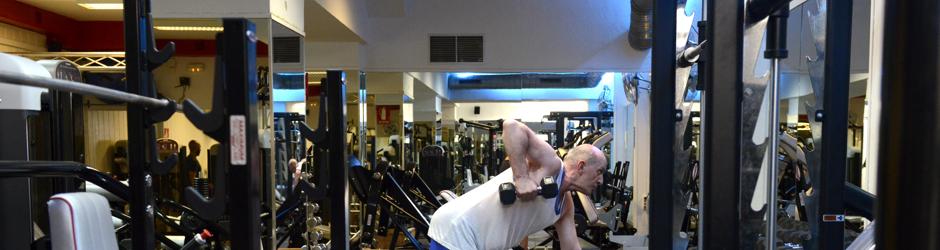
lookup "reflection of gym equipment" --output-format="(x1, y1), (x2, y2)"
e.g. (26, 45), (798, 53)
(350, 161), (443, 249)
(274, 112), (307, 199)
(457, 119), (503, 184)
(0, 13), (263, 250)
(544, 111), (613, 149)
(418, 145), (454, 193)
(272, 71), (351, 249)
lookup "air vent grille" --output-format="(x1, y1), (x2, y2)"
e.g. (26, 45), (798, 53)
(273, 37), (301, 63)
(430, 36), (456, 62)
(430, 35), (483, 63)
(457, 36), (483, 62)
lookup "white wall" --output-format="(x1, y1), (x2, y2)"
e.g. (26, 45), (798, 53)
(631, 78), (651, 236)
(312, 0), (648, 72)
(861, 0), (882, 194)
(612, 74), (633, 183)
(455, 101), (590, 122)
(409, 72), (449, 99)
(83, 108), (128, 174)
(442, 103), (457, 123)
(270, 0), (305, 35)
(312, 0), (372, 41)
(414, 96), (440, 122)
(274, 101), (306, 113)
(305, 42), (363, 70)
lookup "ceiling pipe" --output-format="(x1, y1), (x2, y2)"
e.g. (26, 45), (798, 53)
(628, 0), (654, 50)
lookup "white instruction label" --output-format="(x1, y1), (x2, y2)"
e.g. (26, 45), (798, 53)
(230, 115), (247, 165)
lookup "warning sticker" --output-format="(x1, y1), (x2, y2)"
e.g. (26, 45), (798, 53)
(822, 214), (845, 222)
(230, 115), (247, 165)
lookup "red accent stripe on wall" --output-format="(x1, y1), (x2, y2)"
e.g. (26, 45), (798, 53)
(0, 0), (269, 56)
(0, 0), (80, 49)
(157, 39), (270, 57)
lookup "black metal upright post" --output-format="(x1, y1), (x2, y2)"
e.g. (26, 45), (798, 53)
(223, 19), (262, 250)
(876, 0), (940, 249)
(816, 0), (852, 249)
(700, 0), (743, 247)
(554, 117), (566, 149)
(124, 0), (155, 248)
(327, 70), (350, 250)
(0, 111), (35, 249)
(650, 0), (676, 248)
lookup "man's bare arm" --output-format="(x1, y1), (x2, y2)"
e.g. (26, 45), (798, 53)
(554, 192), (582, 250)
(502, 119), (560, 200)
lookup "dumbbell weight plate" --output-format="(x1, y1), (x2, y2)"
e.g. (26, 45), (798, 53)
(499, 182), (516, 205)
(540, 176), (559, 198)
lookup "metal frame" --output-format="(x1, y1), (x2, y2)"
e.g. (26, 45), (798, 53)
(0, 71), (180, 110)
(10, 52), (126, 72)
(874, 0), (940, 249)
(326, 70), (350, 249)
(649, 0), (677, 248)
(544, 111), (613, 149)
(222, 19), (263, 250)
(815, 0), (852, 249)
(123, 0), (174, 248)
(457, 118), (502, 178)
(700, 0), (743, 248)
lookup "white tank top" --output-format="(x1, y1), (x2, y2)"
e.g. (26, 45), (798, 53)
(428, 163), (564, 250)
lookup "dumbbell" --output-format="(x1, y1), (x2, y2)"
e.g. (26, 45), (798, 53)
(499, 176), (559, 205)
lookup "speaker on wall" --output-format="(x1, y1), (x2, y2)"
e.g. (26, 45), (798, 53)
(474, 106), (480, 115)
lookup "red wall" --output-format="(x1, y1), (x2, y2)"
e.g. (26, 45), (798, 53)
(0, 0), (268, 56)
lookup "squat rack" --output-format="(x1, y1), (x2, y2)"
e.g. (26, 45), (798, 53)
(693, 0), (854, 249)
(0, 1), (266, 248)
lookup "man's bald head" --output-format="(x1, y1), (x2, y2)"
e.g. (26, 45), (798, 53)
(564, 144), (606, 169)
(562, 144), (607, 194)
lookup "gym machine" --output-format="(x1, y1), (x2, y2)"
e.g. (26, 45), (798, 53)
(693, 0), (859, 248)
(544, 111), (613, 150)
(456, 118), (503, 184)
(274, 112), (307, 199)
(0, 2), (266, 247)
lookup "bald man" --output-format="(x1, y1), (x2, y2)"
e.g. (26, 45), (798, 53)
(428, 119), (607, 250)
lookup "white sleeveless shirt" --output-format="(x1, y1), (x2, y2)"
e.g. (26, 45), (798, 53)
(428, 163), (564, 250)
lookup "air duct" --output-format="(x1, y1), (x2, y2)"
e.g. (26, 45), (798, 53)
(628, 0), (654, 50)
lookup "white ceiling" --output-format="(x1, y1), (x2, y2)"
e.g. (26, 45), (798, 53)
(304, 1), (362, 42)
(18, 0), (123, 21)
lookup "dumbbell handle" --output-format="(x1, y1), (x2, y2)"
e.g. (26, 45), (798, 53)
(500, 176), (558, 205)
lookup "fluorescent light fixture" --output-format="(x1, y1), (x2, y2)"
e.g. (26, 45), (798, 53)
(154, 26), (224, 32)
(78, 3), (123, 9)
(453, 72), (480, 78)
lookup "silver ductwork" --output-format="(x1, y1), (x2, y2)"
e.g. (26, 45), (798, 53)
(628, 0), (653, 50)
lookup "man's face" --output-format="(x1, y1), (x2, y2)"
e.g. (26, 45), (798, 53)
(571, 160), (605, 194)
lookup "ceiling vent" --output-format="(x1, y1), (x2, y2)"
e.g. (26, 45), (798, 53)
(430, 35), (484, 63)
(273, 37), (301, 63)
